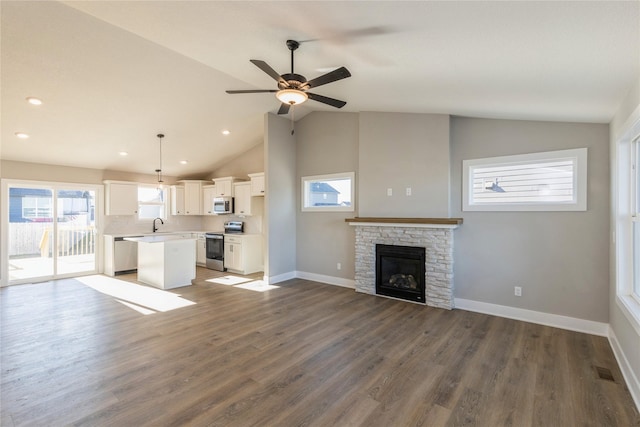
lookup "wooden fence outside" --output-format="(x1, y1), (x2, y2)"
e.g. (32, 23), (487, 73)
(9, 223), (95, 257)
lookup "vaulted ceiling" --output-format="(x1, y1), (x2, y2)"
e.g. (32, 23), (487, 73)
(2, 1), (638, 178)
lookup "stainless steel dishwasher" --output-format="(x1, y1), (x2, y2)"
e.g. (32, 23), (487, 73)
(113, 236), (141, 274)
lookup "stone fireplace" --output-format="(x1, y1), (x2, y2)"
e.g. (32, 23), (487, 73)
(347, 218), (462, 310)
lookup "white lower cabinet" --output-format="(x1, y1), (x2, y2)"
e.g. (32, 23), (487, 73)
(223, 234), (263, 274)
(196, 235), (206, 266)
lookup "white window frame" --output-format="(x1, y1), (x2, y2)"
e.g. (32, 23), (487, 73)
(615, 117), (640, 336)
(301, 172), (355, 212)
(463, 148), (588, 211)
(137, 184), (167, 221)
(631, 136), (640, 304)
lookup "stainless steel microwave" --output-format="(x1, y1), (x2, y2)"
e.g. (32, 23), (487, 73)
(213, 196), (234, 214)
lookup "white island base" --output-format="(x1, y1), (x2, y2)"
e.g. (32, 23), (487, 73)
(127, 235), (196, 290)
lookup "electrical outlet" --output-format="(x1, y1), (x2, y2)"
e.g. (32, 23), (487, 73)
(514, 286), (522, 297)
(406, 187), (412, 196)
(387, 188), (393, 196)
(337, 263), (342, 270)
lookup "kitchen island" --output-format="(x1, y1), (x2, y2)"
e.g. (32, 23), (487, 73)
(124, 235), (196, 289)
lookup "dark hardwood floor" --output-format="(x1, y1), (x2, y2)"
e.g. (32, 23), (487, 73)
(1, 267), (638, 426)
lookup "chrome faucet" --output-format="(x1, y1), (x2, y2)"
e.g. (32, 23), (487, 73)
(153, 217), (164, 233)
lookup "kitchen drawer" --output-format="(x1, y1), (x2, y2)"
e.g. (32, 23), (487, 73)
(225, 235), (243, 244)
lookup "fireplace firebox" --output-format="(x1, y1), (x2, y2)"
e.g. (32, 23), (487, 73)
(376, 244), (426, 303)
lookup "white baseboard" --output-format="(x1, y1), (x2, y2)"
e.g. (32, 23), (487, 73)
(455, 298), (610, 337)
(295, 271), (355, 289)
(608, 329), (640, 412)
(266, 271), (296, 285)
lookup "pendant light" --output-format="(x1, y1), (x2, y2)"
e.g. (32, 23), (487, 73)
(155, 133), (164, 183)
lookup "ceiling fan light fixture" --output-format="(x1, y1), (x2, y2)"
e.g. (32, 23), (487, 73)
(276, 89), (308, 105)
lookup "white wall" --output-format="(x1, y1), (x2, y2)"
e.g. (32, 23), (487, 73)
(207, 143), (264, 180)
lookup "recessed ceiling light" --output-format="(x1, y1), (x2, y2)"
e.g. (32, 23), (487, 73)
(15, 132), (29, 139)
(222, 130), (230, 135)
(180, 160), (188, 165)
(26, 97), (42, 106)
(119, 151), (128, 156)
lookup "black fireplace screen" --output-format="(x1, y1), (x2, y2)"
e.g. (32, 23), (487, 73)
(376, 244), (426, 303)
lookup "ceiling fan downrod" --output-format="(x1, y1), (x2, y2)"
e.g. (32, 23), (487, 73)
(286, 39), (299, 74)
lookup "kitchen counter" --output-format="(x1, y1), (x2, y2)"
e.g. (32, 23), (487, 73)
(124, 235), (194, 243)
(106, 231), (208, 238)
(125, 235), (196, 290)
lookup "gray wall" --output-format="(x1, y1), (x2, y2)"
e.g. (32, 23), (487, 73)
(358, 112), (450, 217)
(295, 112), (359, 279)
(264, 113), (296, 278)
(450, 117), (610, 322)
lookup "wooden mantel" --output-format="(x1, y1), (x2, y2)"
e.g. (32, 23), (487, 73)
(345, 217), (462, 225)
(345, 217), (462, 228)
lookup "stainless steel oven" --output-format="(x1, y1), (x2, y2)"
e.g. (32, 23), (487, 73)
(205, 232), (225, 271)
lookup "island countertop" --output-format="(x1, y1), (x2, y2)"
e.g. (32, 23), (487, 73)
(124, 235), (195, 243)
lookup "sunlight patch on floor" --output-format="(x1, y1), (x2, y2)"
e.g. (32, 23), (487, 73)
(77, 275), (196, 314)
(206, 276), (280, 292)
(206, 276), (253, 286)
(116, 299), (156, 315)
(234, 280), (280, 292)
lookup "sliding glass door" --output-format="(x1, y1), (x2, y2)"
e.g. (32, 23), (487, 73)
(6, 181), (99, 285)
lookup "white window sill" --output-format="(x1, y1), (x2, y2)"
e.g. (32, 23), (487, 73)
(617, 294), (640, 336)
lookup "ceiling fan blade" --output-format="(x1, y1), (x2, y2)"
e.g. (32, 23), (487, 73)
(306, 67), (351, 89)
(250, 60), (285, 84)
(307, 92), (347, 108)
(277, 103), (291, 115)
(226, 90), (277, 94)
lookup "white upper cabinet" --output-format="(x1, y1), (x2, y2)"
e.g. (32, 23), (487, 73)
(202, 185), (216, 215)
(104, 181), (138, 215)
(248, 172), (265, 196)
(212, 177), (242, 197)
(170, 185), (185, 215)
(171, 180), (206, 215)
(233, 182), (262, 216)
(182, 181), (203, 215)
(233, 182), (251, 215)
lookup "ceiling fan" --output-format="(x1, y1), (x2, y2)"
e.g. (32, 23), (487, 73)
(226, 40), (351, 115)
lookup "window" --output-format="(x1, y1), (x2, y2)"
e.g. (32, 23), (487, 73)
(632, 137), (640, 301)
(302, 172), (355, 212)
(22, 196), (52, 219)
(138, 185), (167, 220)
(615, 120), (640, 331)
(463, 148), (587, 211)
